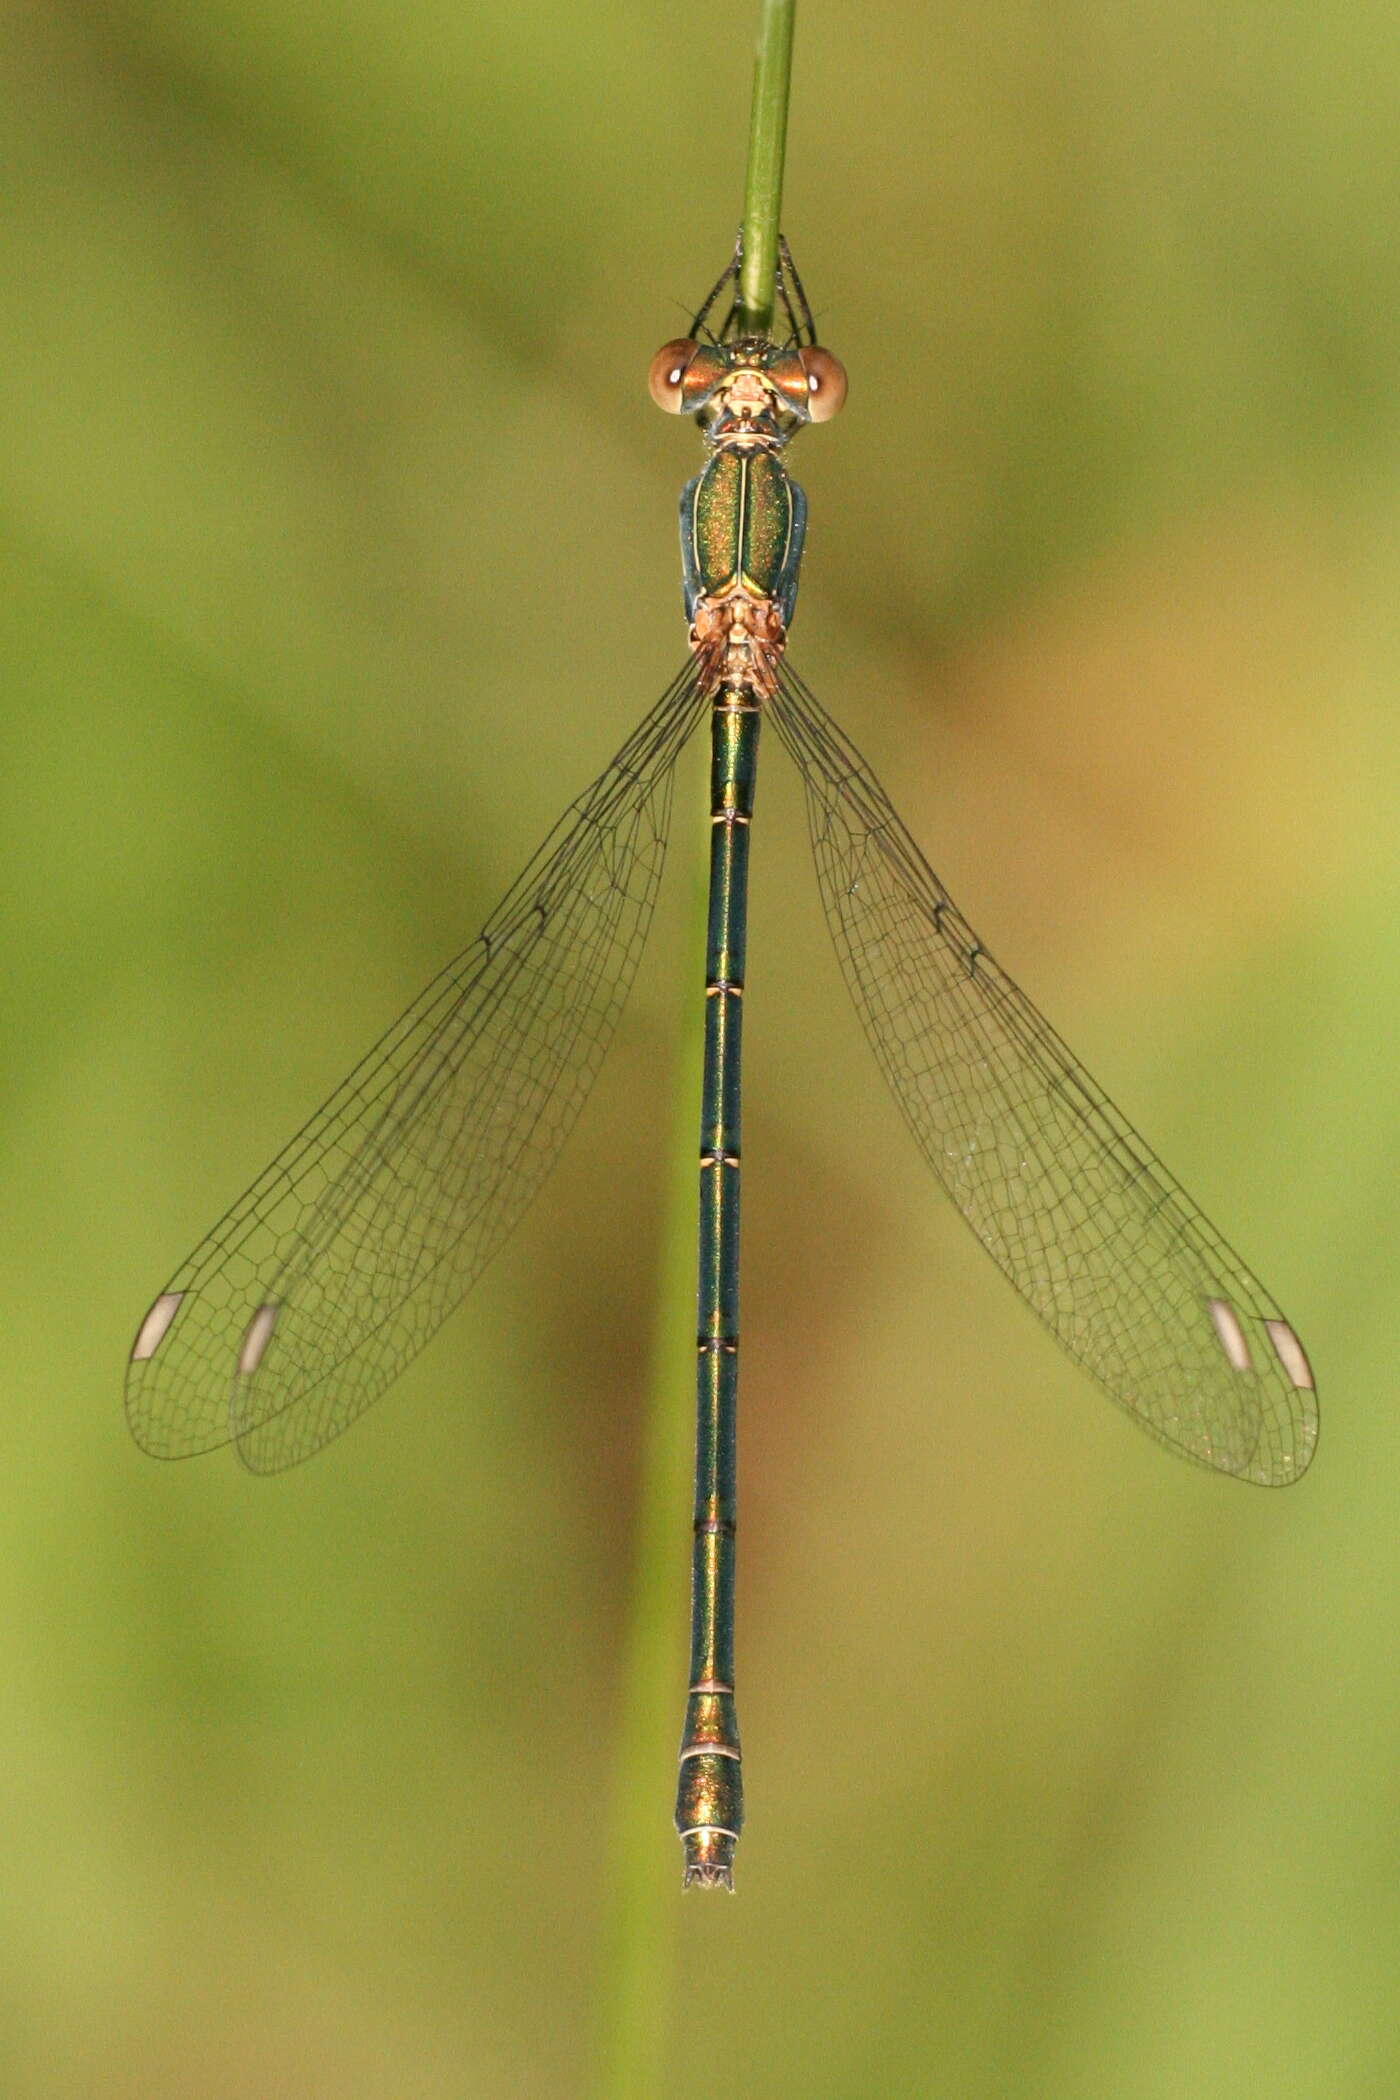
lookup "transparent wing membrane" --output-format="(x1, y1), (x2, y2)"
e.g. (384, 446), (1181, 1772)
(770, 662), (1317, 1485)
(127, 663), (707, 1471)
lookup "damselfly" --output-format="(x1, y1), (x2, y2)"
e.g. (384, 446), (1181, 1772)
(127, 237), (1318, 1890)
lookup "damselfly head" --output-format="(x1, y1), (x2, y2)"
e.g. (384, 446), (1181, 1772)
(648, 336), (846, 431)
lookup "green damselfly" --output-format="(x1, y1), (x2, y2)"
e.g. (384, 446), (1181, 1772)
(127, 238), (1317, 1890)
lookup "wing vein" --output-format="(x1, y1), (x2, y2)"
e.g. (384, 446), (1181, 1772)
(127, 663), (707, 1469)
(771, 660), (1316, 1486)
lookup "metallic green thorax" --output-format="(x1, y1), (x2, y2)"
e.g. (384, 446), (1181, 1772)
(681, 448), (807, 629)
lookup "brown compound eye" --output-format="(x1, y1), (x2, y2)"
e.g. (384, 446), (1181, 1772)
(798, 346), (847, 422)
(767, 349), (814, 414)
(649, 338), (697, 412)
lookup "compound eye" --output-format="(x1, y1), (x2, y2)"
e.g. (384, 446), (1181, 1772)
(767, 350), (814, 413)
(649, 338), (696, 412)
(798, 346), (847, 422)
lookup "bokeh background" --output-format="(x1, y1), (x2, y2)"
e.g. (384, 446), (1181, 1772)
(3, 2), (1397, 2094)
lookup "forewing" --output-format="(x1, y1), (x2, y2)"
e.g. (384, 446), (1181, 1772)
(127, 665), (707, 1470)
(771, 663), (1317, 1485)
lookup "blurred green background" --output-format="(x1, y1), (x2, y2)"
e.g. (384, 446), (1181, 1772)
(3, 1), (1397, 2093)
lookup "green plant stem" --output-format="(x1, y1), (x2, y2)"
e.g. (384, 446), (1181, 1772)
(590, 853), (708, 2100)
(739, 0), (797, 335)
(591, 6), (799, 2087)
